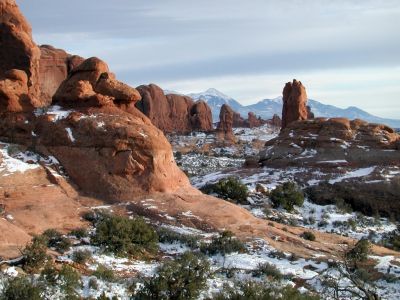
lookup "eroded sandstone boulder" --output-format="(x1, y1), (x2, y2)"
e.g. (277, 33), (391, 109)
(136, 84), (212, 133)
(269, 114), (282, 128)
(53, 57), (141, 110)
(281, 79), (308, 129)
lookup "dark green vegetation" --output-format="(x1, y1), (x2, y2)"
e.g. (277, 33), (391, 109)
(270, 181), (304, 212)
(0, 277), (42, 300)
(346, 239), (371, 263)
(201, 177), (249, 204)
(157, 227), (200, 249)
(91, 214), (159, 257)
(214, 281), (320, 300)
(252, 263), (283, 281)
(92, 264), (115, 282)
(21, 235), (49, 273)
(200, 231), (246, 256)
(72, 249), (92, 264)
(42, 229), (71, 253)
(301, 231), (316, 241)
(134, 252), (211, 300)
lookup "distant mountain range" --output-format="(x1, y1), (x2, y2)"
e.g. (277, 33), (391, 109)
(187, 88), (400, 128)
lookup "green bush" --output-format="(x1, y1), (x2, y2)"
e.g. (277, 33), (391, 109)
(92, 214), (158, 256)
(252, 263), (283, 280)
(39, 264), (81, 298)
(42, 229), (71, 253)
(346, 239), (371, 263)
(135, 252), (210, 300)
(200, 231), (246, 256)
(213, 281), (320, 300)
(69, 227), (88, 239)
(72, 249), (92, 264)
(93, 264), (115, 282)
(157, 227), (199, 249)
(270, 182), (304, 212)
(201, 177), (248, 204)
(22, 235), (49, 273)
(0, 276), (42, 300)
(301, 231), (316, 241)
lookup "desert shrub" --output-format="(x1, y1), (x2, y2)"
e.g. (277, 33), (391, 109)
(213, 281), (320, 300)
(200, 231), (246, 256)
(382, 225), (400, 251)
(82, 211), (99, 223)
(93, 264), (115, 282)
(72, 249), (92, 264)
(301, 231), (316, 241)
(200, 177), (248, 204)
(157, 227), (199, 249)
(0, 276), (42, 300)
(334, 197), (353, 213)
(21, 235), (49, 273)
(97, 292), (119, 300)
(57, 265), (81, 298)
(69, 227), (88, 239)
(42, 229), (71, 253)
(270, 182), (304, 212)
(135, 252), (210, 300)
(252, 263), (283, 280)
(268, 250), (287, 260)
(92, 214), (158, 256)
(346, 239), (371, 262)
(39, 264), (81, 298)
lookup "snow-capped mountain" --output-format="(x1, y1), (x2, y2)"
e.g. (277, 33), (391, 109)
(189, 88), (245, 121)
(187, 88), (400, 128)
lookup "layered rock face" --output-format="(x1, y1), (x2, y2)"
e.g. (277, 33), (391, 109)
(39, 45), (84, 103)
(0, 0), (42, 110)
(259, 118), (400, 167)
(136, 84), (212, 133)
(281, 79), (308, 129)
(216, 104), (235, 142)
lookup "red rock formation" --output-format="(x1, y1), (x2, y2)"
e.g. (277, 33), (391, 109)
(233, 111), (246, 127)
(53, 57), (141, 110)
(259, 118), (400, 167)
(136, 84), (212, 133)
(216, 104), (235, 142)
(0, 0), (42, 110)
(247, 112), (264, 128)
(281, 79), (308, 129)
(39, 45), (84, 103)
(269, 114), (282, 128)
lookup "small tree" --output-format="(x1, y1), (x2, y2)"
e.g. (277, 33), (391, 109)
(346, 239), (371, 263)
(135, 252), (211, 300)
(21, 235), (49, 273)
(0, 276), (42, 300)
(201, 177), (248, 204)
(270, 181), (304, 212)
(200, 231), (246, 256)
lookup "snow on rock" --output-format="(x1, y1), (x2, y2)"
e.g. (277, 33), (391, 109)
(65, 127), (76, 142)
(329, 166), (376, 184)
(0, 143), (40, 174)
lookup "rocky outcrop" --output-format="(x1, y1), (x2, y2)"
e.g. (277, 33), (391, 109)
(281, 79), (308, 129)
(269, 114), (282, 128)
(216, 104), (235, 142)
(232, 111), (266, 128)
(53, 57), (141, 110)
(307, 105), (314, 119)
(0, 0), (42, 110)
(39, 45), (84, 103)
(259, 118), (400, 167)
(136, 84), (212, 133)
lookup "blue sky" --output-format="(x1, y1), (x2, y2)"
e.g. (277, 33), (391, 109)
(18, 0), (400, 118)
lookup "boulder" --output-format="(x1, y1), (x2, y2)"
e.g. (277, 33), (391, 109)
(281, 79), (308, 129)
(232, 111), (246, 127)
(136, 84), (213, 133)
(247, 112), (264, 128)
